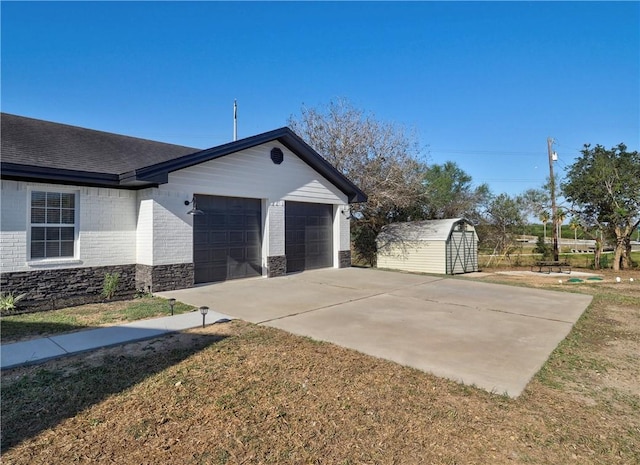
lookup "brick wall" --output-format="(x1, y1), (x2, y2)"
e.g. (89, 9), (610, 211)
(339, 205), (351, 252)
(151, 191), (193, 265)
(0, 180), (137, 273)
(80, 186), (137, 265)
(1, 180), (29, 272)
(268, 201), (285, 256)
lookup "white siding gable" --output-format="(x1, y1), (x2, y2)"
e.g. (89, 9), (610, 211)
(154, 142), (351, 269)
(162, 142), (348, 205)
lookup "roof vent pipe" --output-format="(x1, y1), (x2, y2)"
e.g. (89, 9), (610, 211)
(233, 99), (237, 141)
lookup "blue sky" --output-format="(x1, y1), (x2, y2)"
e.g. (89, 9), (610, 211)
(2, 1), (638, 197)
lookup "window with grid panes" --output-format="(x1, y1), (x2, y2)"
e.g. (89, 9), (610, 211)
(30, 191), (76, 259)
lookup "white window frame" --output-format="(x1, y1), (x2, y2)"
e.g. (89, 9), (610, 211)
(27, 188), (80, 264)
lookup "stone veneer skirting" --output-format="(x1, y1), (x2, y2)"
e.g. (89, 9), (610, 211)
(1, 263), (195, 313)
(267, 255), (287, 277)
(135, 263), (194, 293)
(1, 264), (137, 313)
(338, 250), (352, 268)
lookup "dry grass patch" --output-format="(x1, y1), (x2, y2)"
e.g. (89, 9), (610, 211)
(1, 297), (194, 344)
(2, 269), (639, 464)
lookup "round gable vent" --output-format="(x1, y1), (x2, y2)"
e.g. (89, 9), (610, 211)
(270, 147), (284, 165)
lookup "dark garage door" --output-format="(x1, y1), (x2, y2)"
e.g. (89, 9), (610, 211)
(193, 195), (262, 284)
(285, 202), (333, 273)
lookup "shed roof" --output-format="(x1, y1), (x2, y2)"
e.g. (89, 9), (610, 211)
(0, 113), (367, 203)
(377, 218), (474, 242)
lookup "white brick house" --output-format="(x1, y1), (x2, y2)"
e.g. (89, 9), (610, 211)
(0, 114), (366, 310)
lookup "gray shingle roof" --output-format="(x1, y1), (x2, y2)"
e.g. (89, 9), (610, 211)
(0, 113), (367, 202)
(1, 113), (200, 174)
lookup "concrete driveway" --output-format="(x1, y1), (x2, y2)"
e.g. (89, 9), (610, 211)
(157, 267), (593, 397)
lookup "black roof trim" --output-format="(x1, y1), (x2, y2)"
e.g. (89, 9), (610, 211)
(130, 127), (367, 203)
(0, 163), (124, 188)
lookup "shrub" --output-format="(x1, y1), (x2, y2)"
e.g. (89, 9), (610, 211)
(534, 235), (551, 259)
(102, 272), (120, 300)
(0, 292), (27, 315)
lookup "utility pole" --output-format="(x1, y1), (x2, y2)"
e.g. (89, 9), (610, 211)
(547, 137), (559, 261)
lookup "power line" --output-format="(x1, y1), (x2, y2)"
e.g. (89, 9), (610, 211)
(429, 149), (541, 157)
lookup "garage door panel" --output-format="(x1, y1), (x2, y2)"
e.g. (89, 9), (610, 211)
(228, 215), (244, 227)
(228, 247), (246, 260)
(211, 248), (229, 261)
(228, 231), (244, 244)
(246, 249), (261, 261)
(285, 202), (333, 273)
(210, 214), (227, 227)
(210, 231), (228, 244)
(193, 231), (209, 244)
(193, 195), (262, 284)
(246, 231), (260, 243)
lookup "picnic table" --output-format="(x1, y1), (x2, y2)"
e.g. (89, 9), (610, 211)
(531, 260), (572, 274)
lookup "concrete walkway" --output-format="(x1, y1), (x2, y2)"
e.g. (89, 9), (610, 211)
(158, 267), (593, 397)
(1, 309), (232, 370)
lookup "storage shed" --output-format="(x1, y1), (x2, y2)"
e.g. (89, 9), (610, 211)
(376, 218), (478, 275)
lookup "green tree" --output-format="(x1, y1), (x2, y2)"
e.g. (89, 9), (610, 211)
(562, 143), (640, 270)
(288, 99), (426, 265)
(420, 161), (490, 221)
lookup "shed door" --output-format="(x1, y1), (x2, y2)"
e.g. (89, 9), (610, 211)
(447, 226), (477, 274)
(285, 202), (333, 273)
(193, 195), (262, 284)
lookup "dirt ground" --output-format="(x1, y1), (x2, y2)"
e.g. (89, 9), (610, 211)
(2, 267), (639, 464)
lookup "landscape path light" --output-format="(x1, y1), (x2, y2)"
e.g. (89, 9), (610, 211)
(168, 298), (176, 316)
(199, 306), (209, 328)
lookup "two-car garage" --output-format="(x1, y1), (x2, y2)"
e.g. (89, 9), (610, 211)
(193, 195), (334, 284)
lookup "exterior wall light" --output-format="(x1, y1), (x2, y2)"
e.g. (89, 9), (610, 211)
(199, 306), (209, 328)
(168, 298), (176, 316)
(185, 197), (204, 215)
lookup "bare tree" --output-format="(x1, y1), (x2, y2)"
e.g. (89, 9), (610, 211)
(477, 193), (527, 265)
(289, 99), (427, 264)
